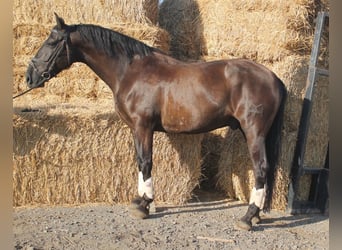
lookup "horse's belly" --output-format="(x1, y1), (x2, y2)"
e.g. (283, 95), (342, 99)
(161, 111), (197, 133)
(160, 84), (231, 133)
(161, 108), (230, 134)
(161, 118), (229, 134)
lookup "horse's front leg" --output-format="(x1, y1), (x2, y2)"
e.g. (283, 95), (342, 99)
(129, 126), (154, 219)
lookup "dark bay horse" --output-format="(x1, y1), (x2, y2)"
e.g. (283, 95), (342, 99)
(25, 14), (287, 231)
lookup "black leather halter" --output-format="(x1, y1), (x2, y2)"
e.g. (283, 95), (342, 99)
(29, 30), (71, 82)
(13, 30), (71, 99)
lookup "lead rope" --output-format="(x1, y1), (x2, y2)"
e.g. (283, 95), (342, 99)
(13, 76), (47, 100)
(12, 87), (36, 99)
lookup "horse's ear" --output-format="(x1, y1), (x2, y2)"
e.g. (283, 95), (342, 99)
(54, 12), (66, 30)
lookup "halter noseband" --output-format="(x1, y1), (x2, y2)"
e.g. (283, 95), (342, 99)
(29, 29), (71, 82)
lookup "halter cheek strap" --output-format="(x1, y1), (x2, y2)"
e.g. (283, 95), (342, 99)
(29, 30), (71, 82)
(51, 29), (72, 65)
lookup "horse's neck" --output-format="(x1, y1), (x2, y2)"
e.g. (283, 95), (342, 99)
(77, 45), (128, 93)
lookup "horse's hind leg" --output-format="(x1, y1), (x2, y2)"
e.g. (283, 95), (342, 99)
(128, 126), (154, 219)
(236, 131), (268, 231)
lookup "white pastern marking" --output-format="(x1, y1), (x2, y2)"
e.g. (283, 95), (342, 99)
(138, 172), (144, 197)
(249, 187), (266, 209)
(138, 171), (154, 199)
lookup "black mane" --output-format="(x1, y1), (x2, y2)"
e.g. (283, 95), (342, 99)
(76, 24), (158, 60)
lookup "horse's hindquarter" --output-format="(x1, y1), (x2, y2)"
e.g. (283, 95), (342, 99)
(224, 59), (282, 133)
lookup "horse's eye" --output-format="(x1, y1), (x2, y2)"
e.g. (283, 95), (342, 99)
(46, 31), (61, 46)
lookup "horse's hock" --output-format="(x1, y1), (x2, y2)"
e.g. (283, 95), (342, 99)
(13, 99), (203, 206)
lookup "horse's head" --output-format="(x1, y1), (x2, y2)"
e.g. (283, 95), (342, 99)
(26, 13), (73, 89)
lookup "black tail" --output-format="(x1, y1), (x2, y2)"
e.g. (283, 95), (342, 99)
(264, 79), (287, 212)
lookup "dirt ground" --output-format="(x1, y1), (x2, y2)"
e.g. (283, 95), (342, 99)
(14, 191), (329, 250)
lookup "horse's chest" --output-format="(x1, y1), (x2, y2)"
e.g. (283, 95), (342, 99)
(114, 88), (157, 128)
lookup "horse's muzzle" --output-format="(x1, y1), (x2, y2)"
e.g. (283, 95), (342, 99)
(25, 64), (45, 89)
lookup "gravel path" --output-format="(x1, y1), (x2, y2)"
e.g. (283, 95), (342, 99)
(14, 194), (328, 250)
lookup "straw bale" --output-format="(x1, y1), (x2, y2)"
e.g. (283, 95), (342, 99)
(303, 74), (329, 168)
(13, 23), (170, 99)
(13, 99), (203, 206)
(13, 0), (329, 210)
(13, 0), (158, 25)
(159, 0), (205, 60)
(200, 128), (227, 190)
(159, 0), (329, 62)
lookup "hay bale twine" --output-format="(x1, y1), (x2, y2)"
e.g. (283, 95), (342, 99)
(13, 99), (203, 206)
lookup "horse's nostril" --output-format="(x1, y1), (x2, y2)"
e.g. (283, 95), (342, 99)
(25, 74), (32, 84)
(26, 74), (32, 85)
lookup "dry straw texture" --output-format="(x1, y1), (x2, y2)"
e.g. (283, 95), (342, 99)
(13, 0), (159, 25)
(160, 0), (328, 63)
(159, 0), (205, 60)
(13, 99), (203, 206)
(159, 0), (329, 209)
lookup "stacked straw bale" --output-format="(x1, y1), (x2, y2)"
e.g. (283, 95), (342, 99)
(159, 0), (205, 60)
(13, 1), (200, 207)
(13, 0), (169, 100)
(160, 0), (329, 210)
(13, 0), (159, 25)
(13, 0), (329, 210)
(160, 0), (328, 63)
(13, 98), (203, 206)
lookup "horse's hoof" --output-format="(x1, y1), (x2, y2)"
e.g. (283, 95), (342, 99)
(129, 205), (149, 219)
(130, 197), (143, 209)
(235, 218), (252, 231)
(251, 214), (261, 225)
(128, 197), (149, 219)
